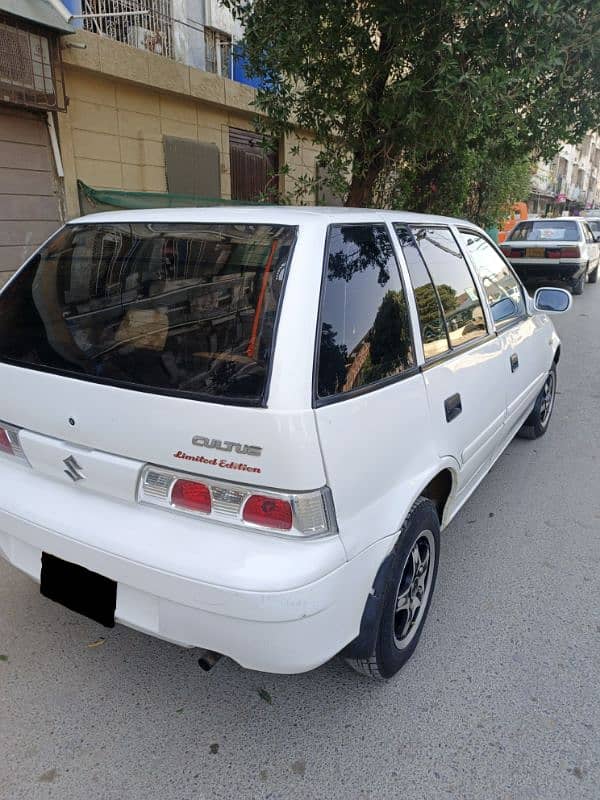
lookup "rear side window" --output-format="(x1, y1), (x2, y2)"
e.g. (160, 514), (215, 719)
(587, 220), (600, 235)
(458, 230), (526, 326)
(316, 224), (415, 399)
(411, 226), (487, 348)
(0, 223), (296, 404)
(582, 223), (595, 243)
(394, 224), (450, 359)
(508, 220), (581, 242)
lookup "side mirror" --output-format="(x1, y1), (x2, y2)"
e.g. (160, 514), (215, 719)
(533, 287), (572, 314)
(594, 234), (600, 243)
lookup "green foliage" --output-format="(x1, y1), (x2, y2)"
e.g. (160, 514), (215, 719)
(223, 0), (600, 215)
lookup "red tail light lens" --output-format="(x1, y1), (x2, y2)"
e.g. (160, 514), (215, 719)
(138, 466), (337, 537)
(171, 479), (212, 514)
(500, 245), (511, 256)
(545, 249), (561, 259)
(508, 248), (523, 258)
(0, 427), (14, 455)
(560, 247), (580, 258)
(243, 495), (293, 530)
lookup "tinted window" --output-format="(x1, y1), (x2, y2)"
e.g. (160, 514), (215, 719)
(0, 223), (296, 403)
(459, 230), (525, 326)
(411, 226), (487, 348)
(317, 224), (414, 398)
(587, 220), (600, 234)
(508, 220), (581, 242)
(394, 224), (450, 359)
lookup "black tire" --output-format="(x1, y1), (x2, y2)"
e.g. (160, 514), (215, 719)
(517, 364), (557, 440)
(345, 498), (440, 680)
(588, 264), (598, 283)
(572, 272), (585, 295)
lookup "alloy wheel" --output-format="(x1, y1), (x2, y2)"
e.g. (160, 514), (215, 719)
(393, 530), (436, 649)
(540, 371), (555, 426)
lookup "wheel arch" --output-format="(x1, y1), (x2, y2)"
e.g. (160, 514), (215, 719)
(420, 468), (455, 526)
(553, 345), (561, 365)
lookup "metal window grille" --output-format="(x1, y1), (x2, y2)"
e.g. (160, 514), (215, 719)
(83, 0), (173, 59)
(204, 27), (232, 77)
(0, 13), (66, 111)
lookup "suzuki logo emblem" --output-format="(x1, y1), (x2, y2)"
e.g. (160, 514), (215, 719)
(63, 455), (85, 482)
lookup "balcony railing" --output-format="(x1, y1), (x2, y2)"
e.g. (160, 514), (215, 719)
(82, 0), (174, 58)
(80, 0), (235, 79)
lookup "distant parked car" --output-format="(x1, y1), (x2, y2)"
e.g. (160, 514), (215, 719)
(500, 217), (600, 295)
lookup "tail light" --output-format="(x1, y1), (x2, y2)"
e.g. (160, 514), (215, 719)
(500, 245), (511, 256)
(138, 465), (337, 538)
(560, 246), (580, 258)
(171, 479), (212, 514)
(507, 248), (523, 258)
(0, 421), (28, 464)
(545, 249), (561, 259)
(243, 495), (292, 530)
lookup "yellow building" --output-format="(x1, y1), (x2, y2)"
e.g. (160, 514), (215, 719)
(57, 7), (321, 216)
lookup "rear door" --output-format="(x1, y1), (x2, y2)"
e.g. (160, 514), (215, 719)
(313, 222), (433, 558)
(457, 228), (548, 434)
(396, 224), (507, 497)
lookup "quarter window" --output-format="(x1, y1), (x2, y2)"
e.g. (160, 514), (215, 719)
(411, 226), (487, 348)
(458, 230), (526, 326)
(317, 224), (415, 399)
(394, 224), (450, 359)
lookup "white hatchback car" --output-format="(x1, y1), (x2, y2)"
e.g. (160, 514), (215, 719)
(0, 208), (571, 679)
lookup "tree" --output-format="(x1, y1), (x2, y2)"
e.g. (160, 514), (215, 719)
(223, 0), (600, 219)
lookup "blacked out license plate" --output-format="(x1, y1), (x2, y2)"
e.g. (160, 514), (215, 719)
(40, 552), (116, 627)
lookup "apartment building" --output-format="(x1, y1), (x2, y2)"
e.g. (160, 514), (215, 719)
(0, 0), (319, 284)
(530, 132), (600, 216)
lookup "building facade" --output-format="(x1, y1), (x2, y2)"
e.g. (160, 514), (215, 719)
(530, 132), (600, 216)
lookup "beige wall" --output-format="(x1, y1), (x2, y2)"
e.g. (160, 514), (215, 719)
(57, 32), (319, 217)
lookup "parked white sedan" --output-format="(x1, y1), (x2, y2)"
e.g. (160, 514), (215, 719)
(0, 208), (571, 679)
(501, 217), (600, 295)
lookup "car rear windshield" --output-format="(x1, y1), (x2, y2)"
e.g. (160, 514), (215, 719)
(0, 222), (297, 404)
(508, 220), (581, 242)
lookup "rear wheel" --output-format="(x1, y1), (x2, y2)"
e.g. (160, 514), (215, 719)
(517, 364), (557, 440)
(572, 272), (585, 295)
(345, 498), (440, 680)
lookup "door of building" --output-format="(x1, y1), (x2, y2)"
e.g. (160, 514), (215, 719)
(0, 107), (62, 287)
(229, 127), (278, 202)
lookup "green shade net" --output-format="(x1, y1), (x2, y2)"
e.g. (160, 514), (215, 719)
(78, 180), (265, 215)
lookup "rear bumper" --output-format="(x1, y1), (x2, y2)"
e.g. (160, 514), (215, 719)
(511, 261), (586, 284)
(0, 462), (393, 673)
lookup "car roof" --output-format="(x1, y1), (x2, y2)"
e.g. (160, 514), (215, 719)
(68, 205), (476, 229)
(514, 217), (585, 223)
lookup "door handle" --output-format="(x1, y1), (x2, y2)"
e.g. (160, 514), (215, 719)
(444, 393), (462, 423)
(510, 353), (519, 372)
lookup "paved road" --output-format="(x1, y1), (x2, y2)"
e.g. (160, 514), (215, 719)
(1, 285), (600, 800)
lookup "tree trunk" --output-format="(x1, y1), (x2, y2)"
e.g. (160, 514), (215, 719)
(345, 152), (385, 207)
